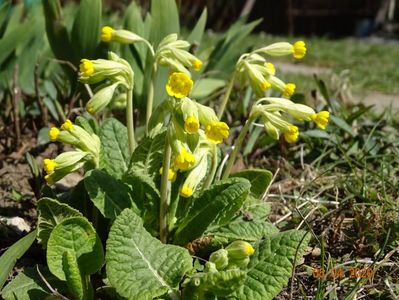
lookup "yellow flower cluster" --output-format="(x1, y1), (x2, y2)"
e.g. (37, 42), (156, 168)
(44, 119), (100, 184)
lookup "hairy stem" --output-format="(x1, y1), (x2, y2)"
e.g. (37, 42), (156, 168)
(146, 63), (157, 131)
(126, 89), (136, 154)
(222, 114), (255, 180)
(159, 137), (171, 243)
(217, 72), (236, 119)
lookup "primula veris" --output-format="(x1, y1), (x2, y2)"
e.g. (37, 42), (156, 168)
(174, 148), (196, 170)
(283, 83), (296, 98)
(49, 127), (60, 142)
(179, 185), (193, 198)
(312, 111), (330, 129)
(166, 72), (193, 99)
(284, 125), (299, 143)
(61, 119), (73, 131)
(292, 41), (307, 59)
(79, 59), (94, 77)
(43, 159), (56, 174)
(159, 167), (177, 182)
(225, 241), (255, 259)
(205, 121), (229, 144)
(101, 26), (114, 42)
(184, 116), (200, 134)
(209, 249), (229, 270)
(191, 59), (203, 71)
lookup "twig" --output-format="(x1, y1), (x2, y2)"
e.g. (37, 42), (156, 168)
(36, 265), (70, 300)
(215, 146), (233, 181)
(261, 167), (280, 202)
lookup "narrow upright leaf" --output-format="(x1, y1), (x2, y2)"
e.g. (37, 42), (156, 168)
(187, 8), (207, 44)
(0, 229), (37, 290)
(106, 209), (193, 300)
(150, 0), (180, 47)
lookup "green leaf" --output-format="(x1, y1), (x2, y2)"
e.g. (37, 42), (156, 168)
(71, 0), (101, 58)
(231, 230), (311, 299)
(106, 209), (193, 300)
(191, 78), (225, 99)
(232, 169), (273, 198)
(186, 8), (207, 45)
(243, 196), (272, 220)
(84, 169), (139, 220)
(128, 130), (166, 179)
(330, 115), (356, 137)
(47, 217), (104, 281)
(150, 0), (180, 47)
(63, 251), (84, 300)
(75, 116), (96, 134)
(183, 269), (246, 299)
(99, 118), (130, 178)
(206, 216), (278, 242)
(302, 129), (331, 139)
(0, 229), (37, 290)
(37, 198), (83, 248)
(174, 178), (251, 245)
(1, 267), (68, 300)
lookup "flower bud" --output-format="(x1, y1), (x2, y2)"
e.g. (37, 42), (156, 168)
(227, 257), (250, 269)
(204, 262), (218, 273)
(225, 241), (255, 260)
(209, 249), (229, 270)
(86, 83), (119, 114)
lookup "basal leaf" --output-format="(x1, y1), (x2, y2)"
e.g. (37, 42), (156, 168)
(37, 197), (82, 248)
(99, 118), (130, 178)
(71, 0), (101, 58)
(63, 251), (84, 300)
(186, 8), (207, 45)
(47, 217), (104, 281)
(150, 0), (179, 47)
(232, 169), (273, 198)
(232, 230), (310, 299)
(106, 209), (193, 300)
(183, 269), (246, 299)
(128, 130), (166, 179)
(206, 216), (278, 242)
(84, 169), (139, 220)
(1, 267), (67, 300)
(174, 178), (251, 245)
(191, 78), (225, 99)
(0, 229), (37, 290)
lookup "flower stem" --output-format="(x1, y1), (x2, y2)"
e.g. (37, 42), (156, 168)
(217, 72), (236, 119)
(159, 136), (171, 243)
(222, 114), (255, 180)
(203, 144), (218, 189)
(126, 88), (136, 154)
(146, 64), (157, 131)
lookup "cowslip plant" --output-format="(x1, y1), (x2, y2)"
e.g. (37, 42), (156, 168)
(0, 3), (332, 300)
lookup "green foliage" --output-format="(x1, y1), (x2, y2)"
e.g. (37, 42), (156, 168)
(37, 197), (83, 248)
(106, 209), (192, 300)
(1, 267), (67, 300)
(174, 178), (251, 245)
(232, 169), (273, 198)
(232, 230), (310, 299)
(99, 118), (130, 178)
(0, 229), (37, 290)
(63, 251), (85, 300)
(183, 269), (247, 299)
(46, 217), (104, 281)
(84, 169), (139, 219)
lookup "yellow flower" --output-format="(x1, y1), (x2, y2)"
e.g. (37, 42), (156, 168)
(311, 111), (330, 129)
(44, 174), (54, 185)
(61, 119), (73, 131)
(159, 167), (177, 182)
(43, 159), (57, 174)
(101, 26), (114, 42)
(191, 59), (203, 71)
(79, 59), (94, 77)
(292, 41), (306, 59)
(49, 127), (60, 142)
(225, 241), (255, 259)
(174, 148), (196, 170)
(184, 116), (200, 134)
(180, 185), (193, 198)
(284, 125), (299, 143)
(283, 83), (296, 98)
(165, 72), (193, 99)
(261, 80), (271, 91)
(205, 121), (229, 144)
(265, 62), (276, 75)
